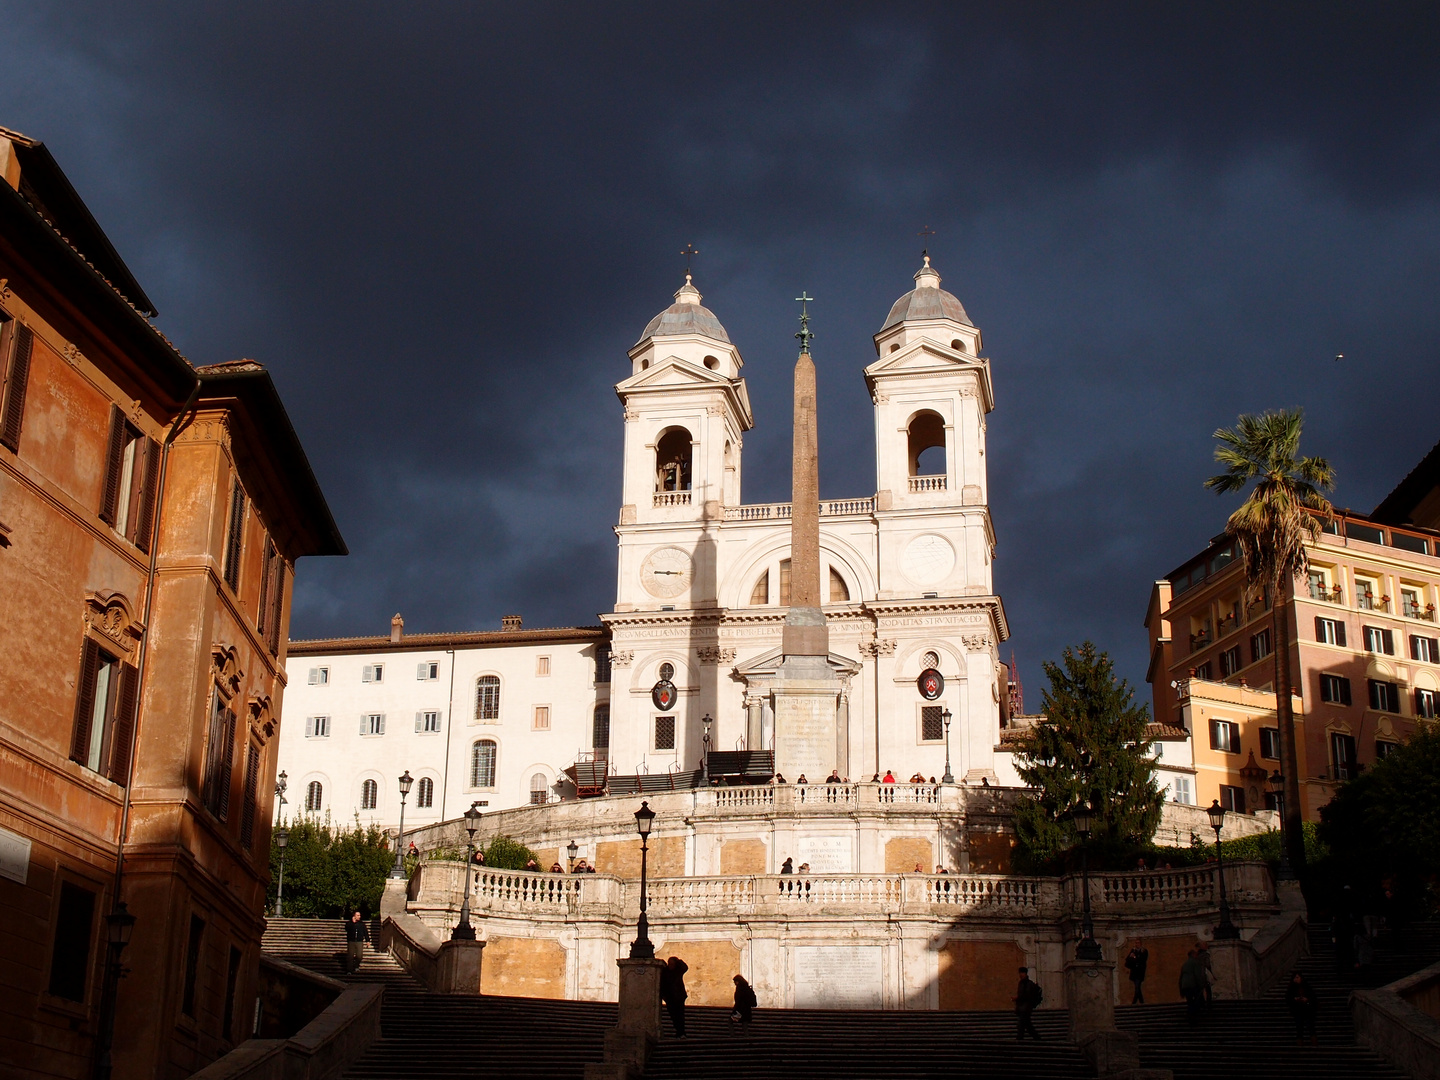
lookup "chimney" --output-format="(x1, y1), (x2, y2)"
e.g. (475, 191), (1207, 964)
(390, 613), (404, 643)
(501, 614), (522, 631)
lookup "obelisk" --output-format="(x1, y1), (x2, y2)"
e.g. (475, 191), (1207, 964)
(772, 294), (842, 779)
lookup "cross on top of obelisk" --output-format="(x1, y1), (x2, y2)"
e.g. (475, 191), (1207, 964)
(795, 292), (815, 353)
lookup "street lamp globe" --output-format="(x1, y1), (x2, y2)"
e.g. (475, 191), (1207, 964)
(275, 828), (289, 852)
(1072, 801), (1093, 837)
(1206, 799), (1226, 833)
(399, 770), (414, 798)
(105, 902), (136, 951)
(464, 802), (483, 837)
(634, 800), (655, 838)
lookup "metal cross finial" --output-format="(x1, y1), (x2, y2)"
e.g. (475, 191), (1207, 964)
(917, 224), (935, 258)
(795, 292), (815, 353)
(681, 243), (699, 277)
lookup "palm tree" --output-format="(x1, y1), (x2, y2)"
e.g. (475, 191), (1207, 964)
(1205, 409), (1334, 874)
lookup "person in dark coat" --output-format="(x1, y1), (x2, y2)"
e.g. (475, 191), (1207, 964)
(731, 974), (757, 1033)
(1285, 971), (1319, 1045)
(660, 956), (689, 1037)
(1012, 967), (1042, 1040)
(344, 911), (369, 974)
(1124, 942), (1150, 1004)
(1179, 950), (1205, 1021)
(779, 857), (794, 875)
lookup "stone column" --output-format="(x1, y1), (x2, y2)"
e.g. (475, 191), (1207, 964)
(745, 694), (763, 753)
(1206, 938), (1260, 1000)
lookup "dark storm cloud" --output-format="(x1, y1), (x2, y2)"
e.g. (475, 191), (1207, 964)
(3, 2), (1439, 698)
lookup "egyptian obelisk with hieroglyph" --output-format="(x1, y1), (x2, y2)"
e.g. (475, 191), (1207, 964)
(772, 295), (844, 780)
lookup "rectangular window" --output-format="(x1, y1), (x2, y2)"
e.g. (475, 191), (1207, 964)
(222, 481), (246, 591)
(239, 743), (260, 850)
(1363, 626), (1395, 655)
(1265, 791), (1282, 811)
(70, 640), (139, 784)
(1218, 784), (1246, 813)
(1411, 635), (1438, 663)
(1316, 617), (1346, 646)
(1347, 522), (1386, 546)
(255, 539), (284, 655)
(1417, 688), (1437, 719)
(1194, 661), (1213, 680)
(1320, 673), (1352, 705)
(417, 661), (439, 681)
(1368, 679), (1401, 713)
(223, 945), (241, 1042)
(362, 664), (384, 683)
(533, 706), (551, 731)
(1250, 629), (1272, 663)
(305, 715), (331, 738)
(1356, 579), (1380, 610)
(920, 705), (944, 742)
(1331, 732), (1358, 781)
(202, 692), (237, 821)
(1259, 727), (1282, 760)
(778, 559), (792, 606)
(475, 677), (500, 721)
(0, 317), (34, 453)
(1308, 569), (1329, 600)
(1402, 588), (1424, 619)
(1375, 740), (1399, 760)
(1209, 719), (1240, 753)
(360, 713), (385, 735)
(98, 406), (160, 552)
(1171, 776), (1192, 805)
(655, 715), (675, 751)
(595, 646), (612, 685)
(416, 710), (442, 734)
(1392, 533), (1429, 555)
(182, 914), (205, 1017)
(536, 655), (551, 677)
(46, 880), (96, 1003)
(308, 666), (329, 685)
(1220, 646), (1243, 677)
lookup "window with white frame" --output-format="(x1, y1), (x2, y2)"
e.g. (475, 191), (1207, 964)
(417, 661), (439, 681)
(1401, 587), (1425, 619)
(305, 716), (331, 738)
(655, 715), (675, 751)
(308, 667), (329, 686)
(1356, 578), (1380, 611)
(1363, 626), (1395, 655)
(1260, 727), (1281, 760)
(530, 773), (549, 805)
(362, 664), (384, 683)
(475, 676), (500, 721)
(1320, 673), (1352, 704)
(1220, 645), (1243, 677)
(1410, 635), (1438, 663)
(416, 776), (434, 808)
(1250, 629), (1272, 662)
(470, 740), (497, 788)
(1316, 617), (1345, 646)
(416, 710), (442, 734)
(536, 655), (551, 677)
(533, 706), (551, 731)
(360, 778), (378, 810)
(360, 713), (385, 735)
(1171, 776), (1192, 804)
(1209, 719), (1240, 754)
(1417, 688), (1438, 719)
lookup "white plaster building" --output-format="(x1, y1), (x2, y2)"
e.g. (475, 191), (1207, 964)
(276, 257), (1016, 825)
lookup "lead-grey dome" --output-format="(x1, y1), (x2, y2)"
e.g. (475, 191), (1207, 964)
(880, 257), (971, 332)
(638, 275), (731, 345)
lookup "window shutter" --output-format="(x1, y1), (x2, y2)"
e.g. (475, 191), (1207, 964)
(99, 406), (126, 525)
(1383, 628), (1394, 655)
(1, 323), (34, 451)
(418, 663), (428, 680)
(1340, 678), (1352, 706)
(1430, 637), (1440, 659)
(305, 716), (315, 737)
(377, 713), (385, 735)
(1314, 616), (1323, 641)
(70, 639), (102, 765)
(415, 711), (423, 733)
(107, 664), (140, 785)
(308, 668), (319, 685)
(240, 744), (260, 849)
(222, 482), (245, 590)
(362, 665), (373, 683)
(360, 714), (369, 735)
(1336, 621), (1346, 647)
(264, 547), (284, 654)
(133, 438), (161, 552)
(215, 708), (236, 820)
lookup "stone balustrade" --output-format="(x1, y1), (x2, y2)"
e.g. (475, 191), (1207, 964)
(722, 497), (876, 521)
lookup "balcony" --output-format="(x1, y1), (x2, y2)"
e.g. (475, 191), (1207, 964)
(1357, 592), (1390, 613)
(908, 475), (947, 493)
(1404, 603), (1437, 622)
(653, 491), (691, 507)
(723, 497), (876, 521)
(1309, 583), (1343, 603)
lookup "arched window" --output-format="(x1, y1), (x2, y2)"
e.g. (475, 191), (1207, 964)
(655, 428), (692, 492)
(530, 773), (549, 806)
(593, 704), (610, 750)
(416, 776), (434, 808)
(829, 567), (850, 602)
(475, 675), (500, 721)
(907, 411), (946, 477)
(305, 781), (323, 812)
(951, 338), (967, 353)
(889, 343), (900, 353)
(360, 778), (378, 810)
(471, 740), (497, 788)
(749, 569), (769, 605)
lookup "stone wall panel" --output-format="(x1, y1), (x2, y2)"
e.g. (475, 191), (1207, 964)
(938, 939), (1026, 1010)
(480, 936), (568, 999)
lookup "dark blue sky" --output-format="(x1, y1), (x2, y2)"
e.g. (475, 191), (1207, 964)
(4, 2), (1439, 702)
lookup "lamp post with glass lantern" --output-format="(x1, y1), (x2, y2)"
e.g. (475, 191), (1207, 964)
(274, 770), (288, 816)
(1268, 770), (1295, 881)
(701, 714), (713, 782)
(274, 828), (290, 916)
(1207, 799), (1241, 939)
(95, 901), (136, 1080)
(567, 839), (579, 873)
(1072, 800), (1103, 960)
(452, 802), (483, 940)
(941, 708), (955, 784)
(390, 770), (414, 879)
(630, 801), (656, 959)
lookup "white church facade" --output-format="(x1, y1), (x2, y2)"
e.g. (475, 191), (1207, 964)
(276, 258), (1019, 828)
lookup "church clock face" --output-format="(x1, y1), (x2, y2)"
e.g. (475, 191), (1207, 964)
(640, 547), (694, 598)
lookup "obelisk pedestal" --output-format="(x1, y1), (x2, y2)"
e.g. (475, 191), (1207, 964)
(771, 317), (842, 781)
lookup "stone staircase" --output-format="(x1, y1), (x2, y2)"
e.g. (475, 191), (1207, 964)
(1114, 921), (1440, 1080)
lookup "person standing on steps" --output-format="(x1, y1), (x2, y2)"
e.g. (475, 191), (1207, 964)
(1196, 941), (1214, 1004)
(1013, 967), (1042, 1040)
(1285, 971), (1319, 1046)
(731, 974), (757, 1034)
(344, 911), (369, 974)
(660, 956), (689, 1038)
(1124, 941), (1150, 1004)
(1179, 950), (1205, 1022)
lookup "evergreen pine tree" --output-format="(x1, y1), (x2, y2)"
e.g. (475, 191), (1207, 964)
(1013, 641), (1165, 870)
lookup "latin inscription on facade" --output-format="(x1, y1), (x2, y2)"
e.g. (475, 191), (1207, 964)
(791, 945), (883, 1008)
(796, 835), (854, 873)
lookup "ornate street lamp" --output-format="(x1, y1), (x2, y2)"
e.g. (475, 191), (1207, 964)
(941, 708), (955, 785)
(274, 828), (290, 916)
(1207, 799), (1240, 939)
(630, 801), (656, 959)
(390, 770), (414, 879)
(95, 901), (137, 1080)
(702, 714), (714, 781)
(1072, 800), (1103, 961)
(567, 839), (579, 873)
(453, 802), (483, 940)
(1268, 770), (1295, 881)
(274, 770), (288, 815)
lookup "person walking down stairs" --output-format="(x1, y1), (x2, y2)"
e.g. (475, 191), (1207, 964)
(730, 974), (756, 1035)
(1013, 967), (1043, 1040)
(660, 956), (689, 1038)
(344, 910), (370, 974)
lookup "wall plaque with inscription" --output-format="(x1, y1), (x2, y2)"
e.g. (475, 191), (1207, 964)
(791, 945), (883, 1008)
(796, 835), (854, 873)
